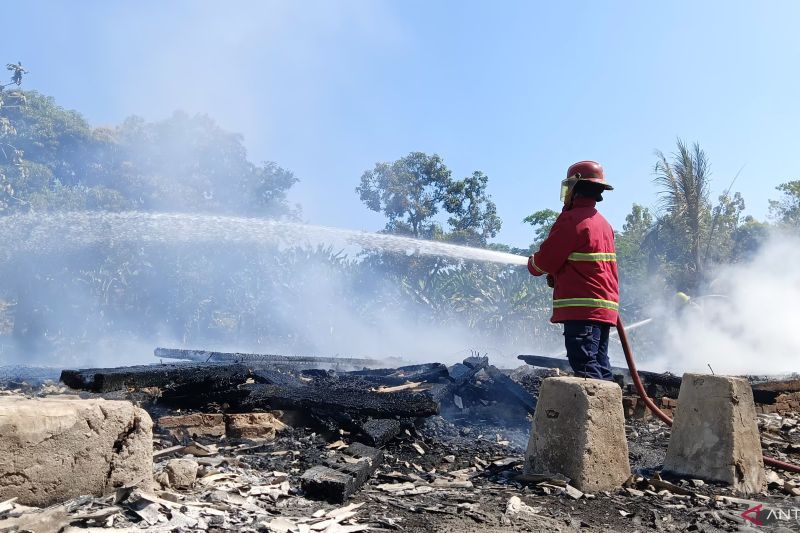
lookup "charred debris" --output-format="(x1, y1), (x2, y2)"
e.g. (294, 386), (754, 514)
(0, 349), (795, 531)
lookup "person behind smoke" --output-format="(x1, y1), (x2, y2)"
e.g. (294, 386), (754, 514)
(527, 161), (619, 380)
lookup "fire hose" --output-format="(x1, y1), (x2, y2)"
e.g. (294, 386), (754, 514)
(616, 316), (800, 475)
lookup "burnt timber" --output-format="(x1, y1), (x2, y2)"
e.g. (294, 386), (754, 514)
(60, 362), (253, 393)
(154, 347), (383, 370)
(240, 381), (440, 418)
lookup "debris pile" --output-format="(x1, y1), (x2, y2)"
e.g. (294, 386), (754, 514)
(0, 349), (797, 532)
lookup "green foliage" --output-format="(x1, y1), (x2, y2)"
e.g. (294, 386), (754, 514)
(0, 93), (299, 217)
(769, 180), (800, 227)
(705, 191), (746, 264)
(522, 209), (559, 245)
(444, 171), (502, 246)
(730, 216), (770, 260)
(357, 152), (501, 245)
(652, 139), (711, 288)
(647, 139), (757, 291)
(615, 204), (653, 286)
(356, 152), (451, 238)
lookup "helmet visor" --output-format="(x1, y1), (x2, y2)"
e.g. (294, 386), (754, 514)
(559, 179), (571, 202)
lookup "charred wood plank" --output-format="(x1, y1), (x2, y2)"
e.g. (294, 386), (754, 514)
(449, 356), (489, 387)
(751, 379), (800, 393)
(301, 443), (383, 502)
(300, 466), (355, 503)
(155, 347), (381, 369)
(241, 382), (439, 417)
(346, 363), (449, 386)
(484, 365), (538, 414)
(60, 362), (252, 393)
(517, 355), (682, 390)
(251, 368), (304, 387)
(357, 418), (404, 447)
(517, 355), (573, 372)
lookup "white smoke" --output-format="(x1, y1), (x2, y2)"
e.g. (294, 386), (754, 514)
(647, 233), (800, 376)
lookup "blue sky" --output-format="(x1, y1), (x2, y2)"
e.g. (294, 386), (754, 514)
(4, 1), (799, 247)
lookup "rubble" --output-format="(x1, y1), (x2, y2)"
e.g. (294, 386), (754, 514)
(165, 458), (199, 488)
(0, 396), (153, 506)
(664, 373), (765, 494)
(0, 353), (796, 532)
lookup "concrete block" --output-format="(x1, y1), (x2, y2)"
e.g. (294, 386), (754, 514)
(0, 396), (153, 506)
(664, 373), (765, 494)
(524, 377), (631, 492)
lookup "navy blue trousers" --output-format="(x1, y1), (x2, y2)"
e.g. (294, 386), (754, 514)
(563, 320), (614, 381)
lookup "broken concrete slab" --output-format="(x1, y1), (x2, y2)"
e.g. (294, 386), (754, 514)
(157, 413), (225, 439)
(524, 377), (630, 492)
(224, 412), (286, 440)
(664, 373), (765, 495)
(0, 396), (153, 506)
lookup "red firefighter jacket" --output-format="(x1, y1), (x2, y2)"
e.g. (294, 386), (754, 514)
(527, 197), (619, 325)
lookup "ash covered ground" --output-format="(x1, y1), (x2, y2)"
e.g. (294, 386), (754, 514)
(1, 360), (799, 533)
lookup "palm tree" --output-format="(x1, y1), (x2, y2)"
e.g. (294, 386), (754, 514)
(652, 139), (712, 289)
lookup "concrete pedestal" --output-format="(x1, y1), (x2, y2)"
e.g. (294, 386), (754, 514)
(0, 396), (153, 505)
(664, 373), (765, 494)
(524, 377), (631, 492)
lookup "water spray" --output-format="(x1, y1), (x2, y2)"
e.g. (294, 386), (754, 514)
(0, 211), (528, 267)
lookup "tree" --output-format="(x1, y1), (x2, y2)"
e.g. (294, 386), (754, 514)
(615, 203), (654, 284)
(0, 62), (30, 212)
(112, 112), (299, 217)
(769, 180), (800, 227)
(730, 216), (770, 260)
(443, 171), (502, 246)
(356, 152), (452, 238)
(653, 139), (711, 288)
(705, 191), (746, 264)
(0, 94), (300, 217)
(523, 209), (559, 245)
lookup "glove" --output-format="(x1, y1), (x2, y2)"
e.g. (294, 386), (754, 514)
(546, 274), (555, 288)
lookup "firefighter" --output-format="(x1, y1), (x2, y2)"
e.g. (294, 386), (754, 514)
(528, 161), (618, 380)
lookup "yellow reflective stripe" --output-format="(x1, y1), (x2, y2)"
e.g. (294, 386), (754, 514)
(530, 258), (546, 274)
(553, 298), (619, 311)
(568, 252), (617, 262)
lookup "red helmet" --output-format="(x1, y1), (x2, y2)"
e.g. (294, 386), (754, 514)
(565, 161), (613, 190)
